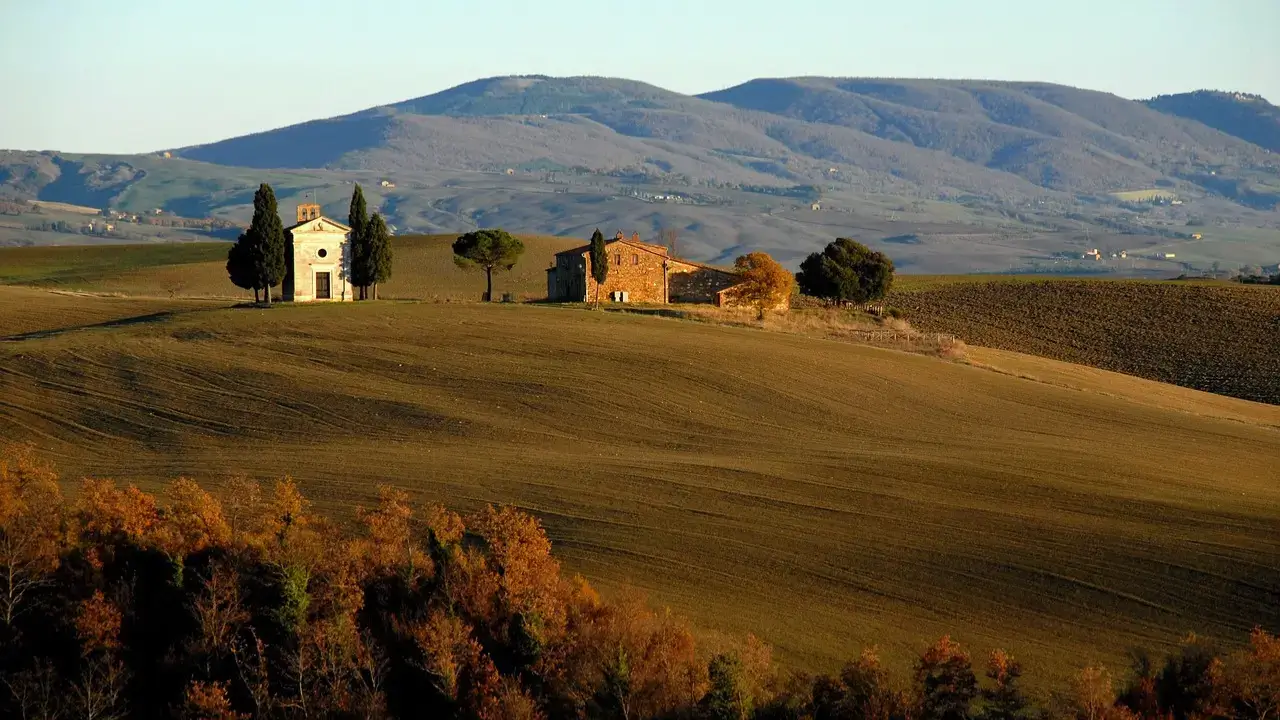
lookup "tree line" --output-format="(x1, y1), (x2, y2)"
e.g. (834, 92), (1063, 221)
(226, 184), (392, 303)
(1, 445), (1275, 720)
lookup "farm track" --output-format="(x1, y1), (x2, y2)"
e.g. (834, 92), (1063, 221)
(0, 291), (1277, 687)
(890, 280), (1280, 404)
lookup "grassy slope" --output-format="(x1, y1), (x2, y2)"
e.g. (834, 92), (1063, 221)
(0, 234), (578, 300)
(1, 290), (1276, 687)
(889, 278), (1280, 404)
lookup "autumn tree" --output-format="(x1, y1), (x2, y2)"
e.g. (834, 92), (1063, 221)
(588, 228), (609, 309)
(822, 648), (913, 720)
(349, 183), (372, 299)
(452, 229), (526, 302)
(183, 680), (246, 720)
(1225, 627), (1280, 720)
(1068, 666), (1135, 720)
(368, 213), (394, 300)
(722, 252), (795, 320)
(915, 636), (978, 720)
(355, 485), (429, 582)
(796, 238), (894, 306)
(981, 650), (1030, 720)
(0, 445), (65, 630)
(71, 591), (128, 720)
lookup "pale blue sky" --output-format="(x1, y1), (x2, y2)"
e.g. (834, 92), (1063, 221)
(2, 0), (1276, 153)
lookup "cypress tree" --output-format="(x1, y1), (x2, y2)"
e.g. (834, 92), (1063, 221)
(226, 231), (259, 302)
(367, 213), (393, 300)
(588, 228), (608, 309)
(348, 184), (370, 299)
(246, 183), (286, 305)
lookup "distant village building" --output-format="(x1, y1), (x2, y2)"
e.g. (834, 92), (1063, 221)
(546, 231), (743, 305)
(380, 180), (396, 188)
(282, 203), (353, 302)
(811, 202), (822, 211)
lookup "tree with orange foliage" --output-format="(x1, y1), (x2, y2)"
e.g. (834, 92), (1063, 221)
(820, 647), (912, 720)
(980, 650), (1030, 720)
(183, 680), (246, 720)
(0, 445), (66, 629)
(722, 252), (795, 320)
(355, 486), (431, 582)
(1069, 666), (1136, 720)
(1226, 627), (1280, 720)
(468, 505), (565, 645)
(71, 591), (128, 720)
(77, 478), (159, 547)
(158, 478), (232, 558)
(406, 609), (475, 700)
(916, 635), (978, 720)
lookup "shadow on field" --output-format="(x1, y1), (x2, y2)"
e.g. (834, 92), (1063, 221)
(2, 310), (184, 341)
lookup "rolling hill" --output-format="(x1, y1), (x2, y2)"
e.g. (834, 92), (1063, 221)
(0, 234), (576, 300)
(889, 277), (1280, 405)
(1146, 90), (1280, 153)
(4, 76), (1280, 272)
(1, 288), (1277, 686)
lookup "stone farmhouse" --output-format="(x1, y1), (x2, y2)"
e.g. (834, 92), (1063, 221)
(546, 231), (745, 305)
(282, 203), (353, 302)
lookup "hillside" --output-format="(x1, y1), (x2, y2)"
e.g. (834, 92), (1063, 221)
(0, 234), (577, 300)
(0, 289), (1277, 684)
(1146, 90), (1280, 153)
(889, 277), (1280, 404)
(4, 76), (1280, 273)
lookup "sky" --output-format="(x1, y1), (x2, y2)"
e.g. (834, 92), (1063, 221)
(2, 0), (1277, 153)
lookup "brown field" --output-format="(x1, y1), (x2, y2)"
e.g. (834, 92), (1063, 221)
(1, 287), (1277, 688)
(889, 278), (1280, 404)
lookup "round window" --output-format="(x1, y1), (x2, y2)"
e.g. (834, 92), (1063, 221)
(317, 248), (328, 258)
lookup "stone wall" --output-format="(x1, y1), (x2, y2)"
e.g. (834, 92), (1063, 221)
(549, 253), (587, 301)
(668, 262), (738, 303)
(549, 241), (740, 305)
(583, 244), (669, 304)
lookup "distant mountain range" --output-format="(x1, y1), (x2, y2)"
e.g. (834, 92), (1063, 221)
(3, 76), (1278, 272)
(173, 75), (1279, 204)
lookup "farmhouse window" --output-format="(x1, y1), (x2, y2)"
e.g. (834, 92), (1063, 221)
(615, 253), (621, 266)
(632, 254), (639, 265)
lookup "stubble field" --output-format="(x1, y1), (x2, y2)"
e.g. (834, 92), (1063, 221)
(890, 278), (1280, 404)
(1, 288), (1277, 690)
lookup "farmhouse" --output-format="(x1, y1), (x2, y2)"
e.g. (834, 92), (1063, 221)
(546, 231), (741, 305)
(282, 203), (353, 302)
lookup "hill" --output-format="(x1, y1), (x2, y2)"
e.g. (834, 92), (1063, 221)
(4, 76), (1279, 273)
(1146, 90), (1280, 153)
(0, 234), (578, 300)
(0, 289), (1277, 684)
(889, 277), (1280, 404)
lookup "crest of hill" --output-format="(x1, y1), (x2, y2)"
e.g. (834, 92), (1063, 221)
(169, 75), (1278, 206)
(1144, 90), (1280, 153)
(700, 77), (1276, 197)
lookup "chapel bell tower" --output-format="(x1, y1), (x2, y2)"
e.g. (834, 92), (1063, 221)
(296, 202), (321, 223)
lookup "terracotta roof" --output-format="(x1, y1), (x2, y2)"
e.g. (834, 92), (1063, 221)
(555, 237), (671, 258)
